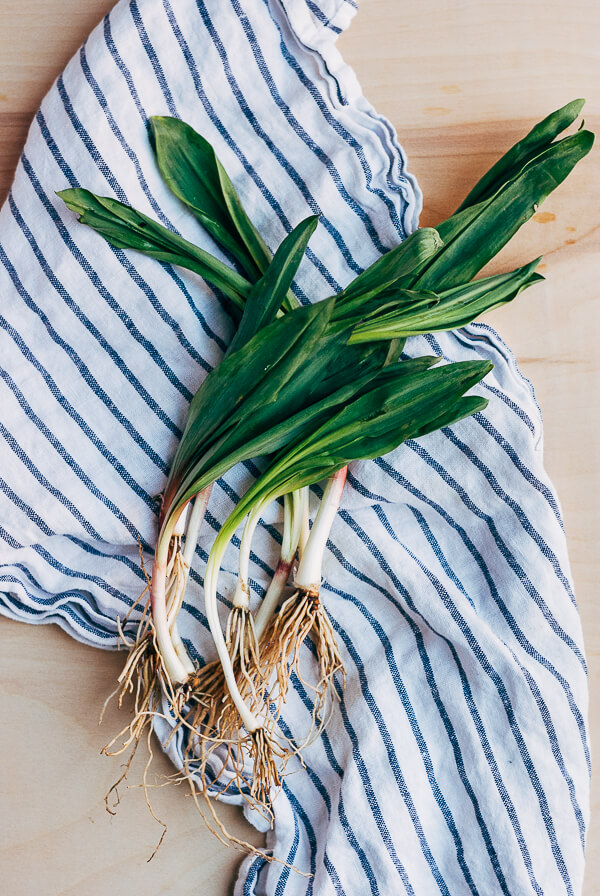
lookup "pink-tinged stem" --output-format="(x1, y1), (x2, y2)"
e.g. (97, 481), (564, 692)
(254, 557), (294, 641)
(253, 489), (305, 639)
(150, 511), (189, 685)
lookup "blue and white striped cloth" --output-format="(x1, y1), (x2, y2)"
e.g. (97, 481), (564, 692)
(0, 0), (589, 892)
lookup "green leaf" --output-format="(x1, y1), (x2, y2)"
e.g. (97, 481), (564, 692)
(58, 188), (251, 309)
(172, 355), (378, 509)
(167, 316), (399, 513)
(182, 334), (386, 484)
(161, 298), (334, 519)
(456, 99), (586, 212)
(211, 358), (491, 530)
(171, 355), (447, 517)
(334, 227), (444, 308)
(150, 116), (271, 280)
(295, 359), (492, 461)
(226, 215), (318, 356)
(351, 259), (543, 340)
(331, 288), (439, 337)
(414, 129), (594, 290)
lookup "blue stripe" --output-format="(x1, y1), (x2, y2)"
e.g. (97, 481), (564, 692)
(22, 139), (192, 411)
(402, 503), (584, 847)
(370, 459), (590, 774)
(197, 0), (372, 272)
(67, 540), (147, 588)
(1, 555), (129, 623)
(281, 781), (317, 890)
(0, 239), (170, 476)
(0, 531), (134, 626)
(278, 687), (332, 813)
(453, 328), (538, 437)
(318, 555), (480, 893)
(52, 536), (145, 595)
(463, 321), (544, 429)
(10, 173), (184, 438)
(53, 72), (211, 398)
(242, 854), (266, 896)
(393, 528), (573, 895)
(280, 679), (386, 896)
(425, 333), (564, 530)
(228, 0), (393, 255)
(0, 578), (114, 638)
(1, 309), (162, 501)
(329, 595), (475, 894)
(128, 2), (178, 116)
(279, 678), (393, 894)
(480, 380), (538, 438)
(115, 3), (260, 318)
(448, 419), (571, 596)
(36, 106), (229, 353)
(513, 655), (586, 850)
(0, 475), (54, 538)
(274, 794), (301, 895)
(330, 655), (426, 894)
(0, 421), (104, 542)
(406, 438), (585, 671)
(79, 43), (172, 228)
(78, 47), (226, 368)
(3, 560), (111, 617)
(263, 0), (411, 237)
(243, 600), (417, 892)
(324, 484), (513, 893)
(332, 513), (544, 894)
(0, 364), (150, 541)
(305, 0), (333, 27)
(337, 501), (572, 893)
(337, 788), (382, 895)
(324, 851), (346, 895)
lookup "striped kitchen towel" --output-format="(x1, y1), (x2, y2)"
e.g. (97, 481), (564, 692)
(0, 0), (589, 893)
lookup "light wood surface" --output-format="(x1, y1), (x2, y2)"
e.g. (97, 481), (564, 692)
(1, 1), (598, 893)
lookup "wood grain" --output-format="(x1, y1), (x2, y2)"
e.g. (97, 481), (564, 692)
(1, 0), (598, 892)
(0, 618), (264, 895)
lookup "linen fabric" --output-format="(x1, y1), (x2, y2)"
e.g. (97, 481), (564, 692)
(0, 0), (589, 893)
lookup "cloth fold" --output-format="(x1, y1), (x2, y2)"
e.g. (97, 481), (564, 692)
(0, 1), (588, 893)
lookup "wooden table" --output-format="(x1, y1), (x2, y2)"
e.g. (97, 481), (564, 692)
(1, 1), (598, 893)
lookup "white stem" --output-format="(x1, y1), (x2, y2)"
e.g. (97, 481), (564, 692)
(294, 468), (347, 592)
(281, 492), (294, 559)
(164, 547), (184, 619)
(298, 487), (310, 557)
(170, 623), (196, 676)
(172, 504), (189, 537)
(232, 501), (265, 610)
(150, 532), (189, 684)
(254, 490), (305, 640)
(164, 485), (213, 632)
(204, 529), (262, 734)
(254, 561), (293, 642)
(162, 550), (196, 676)
(182, 485), (213, 569)
(158, 489), (213, 681)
